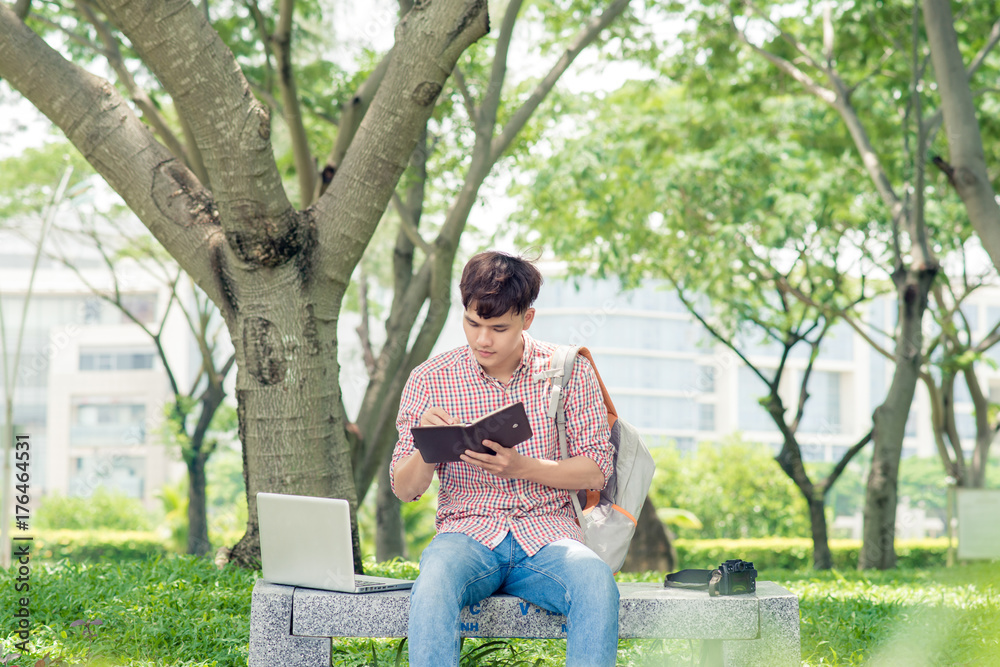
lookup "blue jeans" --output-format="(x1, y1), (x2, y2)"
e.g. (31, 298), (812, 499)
(408, 531), (619, 667)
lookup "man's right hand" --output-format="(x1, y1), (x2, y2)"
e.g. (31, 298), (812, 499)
(420, 406), (459, 426)
(393, 408), (453, 502)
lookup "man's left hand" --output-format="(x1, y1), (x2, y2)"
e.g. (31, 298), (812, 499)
(460, 440), (525, 479)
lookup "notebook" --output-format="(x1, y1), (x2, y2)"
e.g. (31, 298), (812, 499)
(410, 401), (533, 463)
(256, 492), (413, 593)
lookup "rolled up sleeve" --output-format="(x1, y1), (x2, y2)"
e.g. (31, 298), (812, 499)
(563, 356), (614, 487)
(389, 374), (432, 499)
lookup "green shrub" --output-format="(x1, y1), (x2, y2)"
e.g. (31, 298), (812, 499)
(16, 529), (168, 562)
(35, 488), (156, 531)
(673, 537), (949, 570)
(649, 437), (811, 539)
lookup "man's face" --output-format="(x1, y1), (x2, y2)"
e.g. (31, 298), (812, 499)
(463, 304), (535, 378)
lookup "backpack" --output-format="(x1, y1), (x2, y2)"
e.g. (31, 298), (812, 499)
(534, 345), (656, 573)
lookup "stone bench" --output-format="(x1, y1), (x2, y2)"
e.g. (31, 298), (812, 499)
(248, 579), (800, 666)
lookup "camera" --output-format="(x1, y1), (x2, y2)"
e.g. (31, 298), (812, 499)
(711, 559), (757, 596)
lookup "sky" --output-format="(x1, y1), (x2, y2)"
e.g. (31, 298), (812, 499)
(0, 84), (56, 160)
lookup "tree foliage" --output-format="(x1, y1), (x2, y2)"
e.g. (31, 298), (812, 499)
(509, 0), (1000, 568)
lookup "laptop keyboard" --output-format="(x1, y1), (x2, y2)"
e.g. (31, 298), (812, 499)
(355, 574), (396, 591)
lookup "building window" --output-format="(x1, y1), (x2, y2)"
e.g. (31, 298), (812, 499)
(71, 403), (146, 446)
(69, 455), (145, 498)
(698, 403), (715, 432)
(79, 348), (155, 371)
(737, 366), (774, 432)
(799, 371), (842, 434)
(119, 293), (157, 325)
(697, 365), (715, 393)
(83, 298), (101, 324)
(801, 444), (826, 462)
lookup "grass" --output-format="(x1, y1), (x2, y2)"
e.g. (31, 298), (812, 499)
(784, 565), (1000, 666)
(0, 555), (256, 666)
(1, 556), (997, 666)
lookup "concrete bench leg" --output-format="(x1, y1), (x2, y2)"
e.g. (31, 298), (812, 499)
(249, 581), (330, 667)
(721, 594), (800, 666)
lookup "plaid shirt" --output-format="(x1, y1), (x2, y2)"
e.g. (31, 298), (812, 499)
(391, 332), (613, 556)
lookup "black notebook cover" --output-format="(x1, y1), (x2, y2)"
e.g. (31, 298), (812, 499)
(410, 402), (533, 463)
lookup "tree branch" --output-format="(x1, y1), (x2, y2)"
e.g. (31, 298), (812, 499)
(776, 276), (895, 362)
(731, 9), (836, 104)
(97, 0), (295, 237)
(967, 17), (1000, 79)
(0, 7), (224, 305)
(391, 191), (433, 257)
(46, 226), (185, 399)
(74, 0), (207, 184)
(317, 52), (393, 198)
(478, 0), (524, 144)
(822, 1), (834, 67)
(245, 0), (276, 95)
(821, 429), (872, 496)
(452, 64), (477, 120)
(272, 0), (318, 206)
(733, 4), (903, 221)
(666, 271), (775, 391)
(744, 0), (826, 73)
(313, 0), (489, 285)
(923, 0), (1000, 274)
(492, 0), (630, 162)
(790, 322), (831, 432)
(29, 12), (107, 54)
(355, 266), (377, 377)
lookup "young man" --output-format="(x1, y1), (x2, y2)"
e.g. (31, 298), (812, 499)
(391, 251), (619, 667)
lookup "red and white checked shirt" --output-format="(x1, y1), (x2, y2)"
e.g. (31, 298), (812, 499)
(391, 332), (613, 556)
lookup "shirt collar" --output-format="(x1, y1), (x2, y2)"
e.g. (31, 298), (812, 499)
(465, 330), (536, 383)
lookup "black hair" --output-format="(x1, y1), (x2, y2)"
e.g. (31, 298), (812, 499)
(459, 251), (542, 319)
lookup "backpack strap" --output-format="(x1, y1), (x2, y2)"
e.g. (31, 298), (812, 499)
(533, 345), (587, 526)
(574, 347), (618, 428)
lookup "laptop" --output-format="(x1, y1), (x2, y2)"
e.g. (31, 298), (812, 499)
(256, 492), (413, 593)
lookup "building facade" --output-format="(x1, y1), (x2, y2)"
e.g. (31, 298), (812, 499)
(1, 242), (193, 507)
(6, 244), (998, 508)
(520, 276), (1000, 463)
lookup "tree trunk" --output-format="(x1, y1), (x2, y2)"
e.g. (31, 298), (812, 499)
(962, 366), (994, 489)
(0, 0), (483, 572)
(922, 0), (1000, 275)
(187, 450), (210, 556)
(807, 495), (832, 569)
(622, 495), (675, 573)
(376, 455), (406, 562)
(771, 398), (835, 570)
(184, 386), (226, 557)
(859, 267), (936, 569)
(227, 274), (362, 571)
